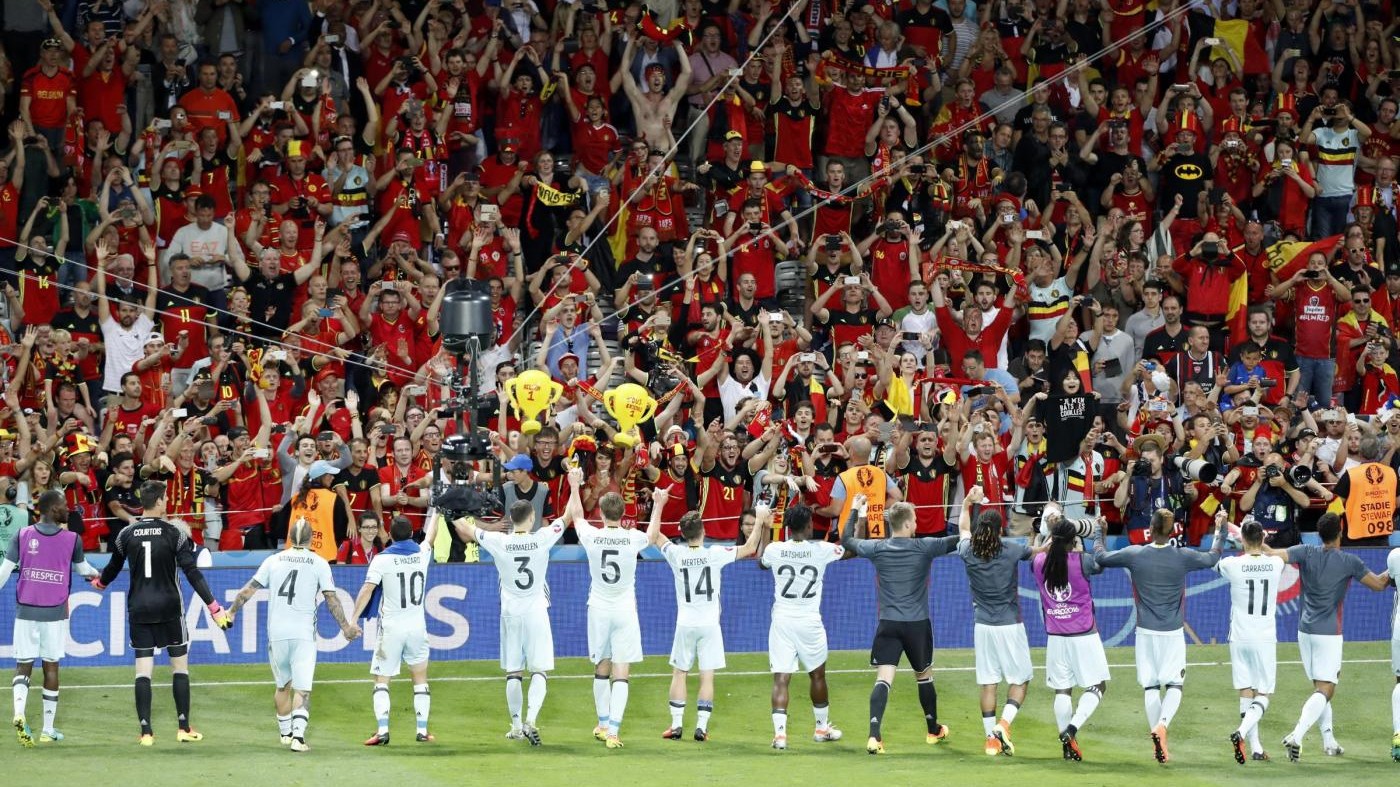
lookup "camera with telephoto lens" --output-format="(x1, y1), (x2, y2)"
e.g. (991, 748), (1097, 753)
(1264, 464), (1282, 480)
(1286, 464), (1313, 487)
(1133, 458), (1152, 475)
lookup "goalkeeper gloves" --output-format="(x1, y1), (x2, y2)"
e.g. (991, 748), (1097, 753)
(208, 601), (233, 630)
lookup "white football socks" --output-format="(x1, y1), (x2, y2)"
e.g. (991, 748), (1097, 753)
(1158, 686), (1183, 728)
(1070, 688), (1101, 730)
(1291, 691), (1328, 742)
(1053, 693), (1073, 733)
(506, 676), (524, 728)
(372, 685), (390, 734)
(413, 684), (430, 733)
(526, 673), (547, 726)
(607, 680), (629, 736)
(592, 676), (610, 727)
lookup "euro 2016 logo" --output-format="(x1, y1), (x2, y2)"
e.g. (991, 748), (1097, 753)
(857, 467), (875, 489)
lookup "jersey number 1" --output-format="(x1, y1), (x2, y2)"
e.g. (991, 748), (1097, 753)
(398, 571), (426, 606)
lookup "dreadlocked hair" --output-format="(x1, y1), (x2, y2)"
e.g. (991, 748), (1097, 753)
(970, 510), (1004, 561)
(1042, 520), (1078, 595)
(293, 474), (318, 510)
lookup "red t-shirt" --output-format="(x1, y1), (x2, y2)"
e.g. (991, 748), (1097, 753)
(1293, 281), (1339, 358)
(21, 66), (76, 128)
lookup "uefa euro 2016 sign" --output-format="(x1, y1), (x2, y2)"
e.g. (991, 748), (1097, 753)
(2, 552), (1393, 667)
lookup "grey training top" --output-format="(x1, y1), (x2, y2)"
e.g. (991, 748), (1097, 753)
(2, 521), (91, 622)
(1285, 545), (1369, 636)
(843, 531), (958, 622)
(1096, 543), (1220, 632)
(957, 537), (1033, 626)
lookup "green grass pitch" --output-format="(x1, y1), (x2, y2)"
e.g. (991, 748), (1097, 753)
(7, 642), (1398, 786)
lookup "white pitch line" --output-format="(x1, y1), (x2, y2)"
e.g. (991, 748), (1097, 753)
(58, 658), (1391, 691)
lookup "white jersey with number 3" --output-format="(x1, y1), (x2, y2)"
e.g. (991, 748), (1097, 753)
(760, 540), (844, 619)
(576, 522), (649, 604)
(476, 520), (566, 616)
(661, 543), (736, 627)
(1216, 553), (1286, 643)
(252, 548), (336, 642)
(365, 542), (433, 630)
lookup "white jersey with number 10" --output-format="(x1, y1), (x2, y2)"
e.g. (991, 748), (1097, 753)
(576, 522), (649, 604)
(1216, 553), (1286, 644)
(252, 549), (336, 642)
(365, 542), (433, 630)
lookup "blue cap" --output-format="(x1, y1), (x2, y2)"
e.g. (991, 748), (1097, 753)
(502, 454), (533, 472)
(307, 460), (341, 482)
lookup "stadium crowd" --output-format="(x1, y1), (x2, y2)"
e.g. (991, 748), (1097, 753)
(0, 0), (1398, 561)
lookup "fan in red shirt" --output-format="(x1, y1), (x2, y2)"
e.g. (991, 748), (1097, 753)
(495, 65), (544, 162)
(375, 149), (436, 252)
(379, 436), (428, 532)
(365, 279), (421, 387)
(269, 140), (331, 251)
(936, 303), (1014, 370)
(959, 423), (1010, 515)
(564, 92), (619, 182)
(20, 39), (77, 138)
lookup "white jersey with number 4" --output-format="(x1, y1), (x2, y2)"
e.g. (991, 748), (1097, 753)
(365, 542), (433, 631)
(576, 522), (649, 604)
(661, 543), (736, 627)
(476, 520), (566, 616)
(252, 548), (336, 642)
(760, 540), (844, 619)
(1216, 553), (1286, 643)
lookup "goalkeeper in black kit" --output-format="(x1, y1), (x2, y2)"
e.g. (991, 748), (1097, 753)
(93, 481), (232, 746)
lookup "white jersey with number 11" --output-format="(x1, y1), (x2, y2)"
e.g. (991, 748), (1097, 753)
(1216, 553), (1286, 643)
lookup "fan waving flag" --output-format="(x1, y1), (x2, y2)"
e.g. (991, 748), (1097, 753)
(1265, 234), (1344, 281)
(1207, 20), (1270, 75)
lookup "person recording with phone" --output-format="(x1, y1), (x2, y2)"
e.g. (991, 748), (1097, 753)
(1267, 251), (1352, 408)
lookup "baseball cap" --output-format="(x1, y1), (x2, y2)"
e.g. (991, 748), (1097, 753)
(145, 332), (166, 346)
(502, 454), (534, 472)
(558, 352), (580, 367)
(41, 38), (63, 51)
(724, 130), (744, 142)
(1297, 428), (1318, 439)
(1318, 409), (1344, 422)
(1387, 262), (1400, 278)
(389, 230), (414, 244)
(500, 138), (520, 154)
(307, 460), (340, 482)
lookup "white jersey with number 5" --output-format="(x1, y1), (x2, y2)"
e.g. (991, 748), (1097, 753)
(576, 522), (649, 604)
(661, 543), (736, 627)
(760, 540), (844, 619)
(252, 548), (336, 642)
(365, 542), (433, 630)
(476, 520), (566, 616)
(1216, 553), (1286, 643)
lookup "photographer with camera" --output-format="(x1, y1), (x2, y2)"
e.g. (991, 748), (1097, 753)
(1268, 251), (1352, 407)
(1238, 451), (1330, 548)
(1170, 233), (1244, 351)
(1114, 434), (1190, 545)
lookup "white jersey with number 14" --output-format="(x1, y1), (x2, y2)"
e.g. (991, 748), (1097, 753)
(661, 543), (736, 627)
(1216, 553), (1286, 644)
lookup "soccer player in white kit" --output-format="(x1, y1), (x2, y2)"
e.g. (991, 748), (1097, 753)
(759, 504), (845, 750)
(567, 470), (649, 749)
(1388, 545), (1400, 762)
(352, 515), (440, 746)
(647, 486), (764, 742)
(227, 518), (361, 752)
(1216, 519), (1284, 765)
(454, 497), (568, 746)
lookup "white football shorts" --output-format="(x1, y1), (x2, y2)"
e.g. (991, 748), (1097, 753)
(12, 618), (67, 663)
(974, 622), (1034, 686)
(371, 623), (430, 677)
(670, 623), (725, 672)
(1044, 633), (1111, 690)
(768, 615), (828, 675)
(587, 604), (643, 666)
(1135, 627), (1187, 688)
(1229, 641), (1277, 694)
(1298, 632), (1344, 685)
(501, 606), (556, 673)
(269, 638), (318, 691)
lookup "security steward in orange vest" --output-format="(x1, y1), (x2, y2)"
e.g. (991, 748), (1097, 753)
(288, 460), (353, 560)
(821, 436), (903, 539)
(1333, 437), (1397, 546)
